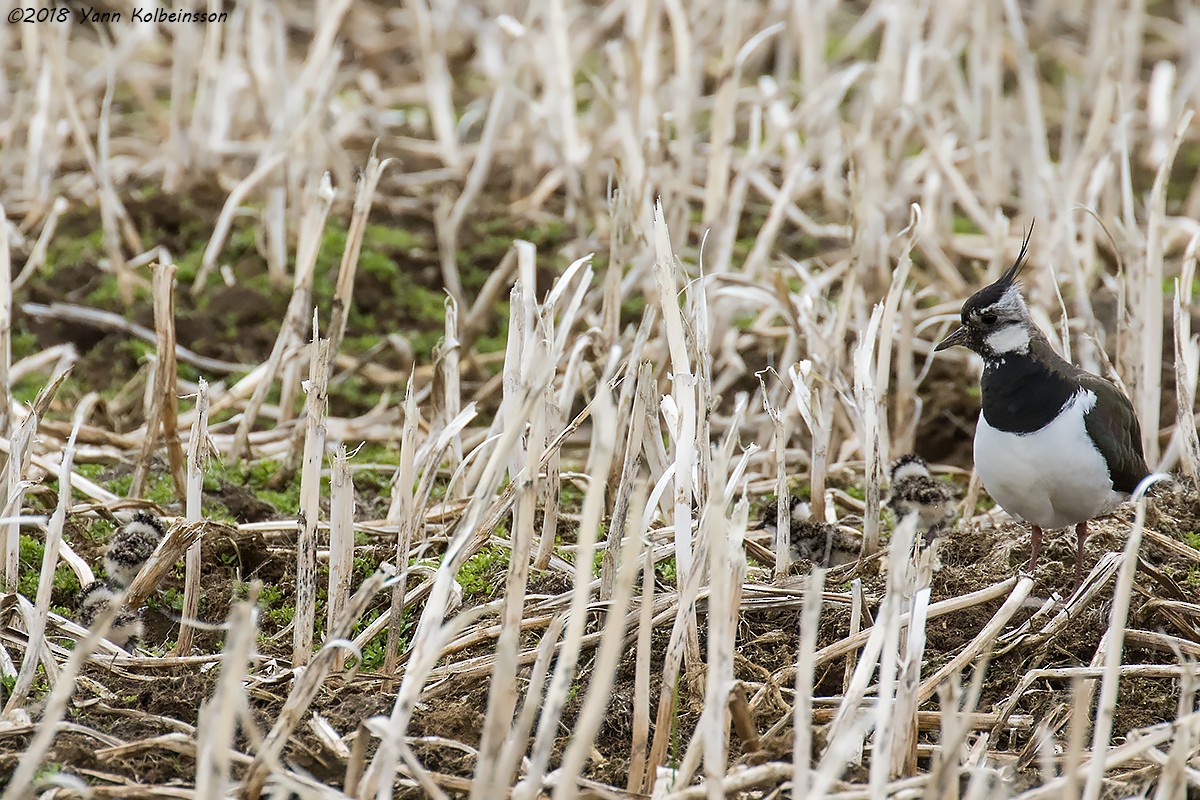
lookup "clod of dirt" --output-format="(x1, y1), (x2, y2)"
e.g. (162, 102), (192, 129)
(211, 480), (278, 523)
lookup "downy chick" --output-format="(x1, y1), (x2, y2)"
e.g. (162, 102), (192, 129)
(77, 580), (143, 650)
(759, 495), (861, 568)
(104, 511), (166, 588)
(885, 454), (959, 543)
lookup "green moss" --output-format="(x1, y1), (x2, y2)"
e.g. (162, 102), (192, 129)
(328, 374), (384, 416)
(10, 331), (38, 361)
(475, 305), (509, 355)
(953, 214), (982, 235)
(458, 545), (509, 600)
(76, 463), (107, 479)
(158, 586), (186, 612)
(143, 473), (179, 507)
(364, 223), (422, 251)
(1164, 274), (1200, 297)
(350, 606), (414, 670)
(46, 227), (105, 272)
(201, 458), (304, 515)
(620, 293), (647, 324)
(17, 534), (79, 615)
(11, 377), (42, 405)
(401, 285), (448, 324)
(33, 762), (63, 781)
(1188, 567), (1200, 591)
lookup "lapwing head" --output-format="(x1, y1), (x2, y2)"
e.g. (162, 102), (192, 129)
(888, 453), (931, 484)
(755, 494), (808, 532)
(936, 226), (1036, 359)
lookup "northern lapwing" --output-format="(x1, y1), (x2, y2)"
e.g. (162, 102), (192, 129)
(104, 511), (166, 588)
(885, 453), (959, 543)
(759, 496), (862, 568)
(935, 229), (1150, 585)
(78, 579), (144, 650)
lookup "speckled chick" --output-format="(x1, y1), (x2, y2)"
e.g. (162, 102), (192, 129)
(760, 495), (862, 568)
(78, 579), (115, 626)
(886, 454), (959, 542)
(77, 580), (143, 650)
(104, 511), (166, 588)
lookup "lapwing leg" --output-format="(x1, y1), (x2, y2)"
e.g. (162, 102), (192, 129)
(1074, 521), (1088, 589)
(1028, 526), (1043, 571)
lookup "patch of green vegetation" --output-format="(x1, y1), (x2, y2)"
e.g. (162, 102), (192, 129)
(202, 458), (303, 516)
(328, 374), (382, 416)
(458, 544), (509, 600)
(1164, 274), (1200, 297)
(46, 226), (106, 274)
(1184, 531), (1200, 551)
(354, 611), (388, 669)
(475, 301), (510, 355)
(144, 473), (178, 507)
(620, 293), (647, 325)
(33, 762), (63, 781)
(106, 474), (133, 497)
(158, 586), (186, 612)
(656, 556), (678, 586)
(258, 583), (294, 626)
(353, 444), (401, 465)
(100, 472), (177, 508)
(733, 314), (757, 332)
(1188, 566), (1200, 591)
(17, 534), (79, 615)
(559, 481), (585, 512)
(351, 467), (391, 497)
(11, 330), (39, 361)
(353, 547), (390, 582)
(363, 223), (422, 254)
(76, 463), (107, 479)
(952, 214), (982, 235)
(350, 606), (414, 670)
(257, 479), (306, 516)
(11, 377), (43, 405)
(86, 273), (132, 305)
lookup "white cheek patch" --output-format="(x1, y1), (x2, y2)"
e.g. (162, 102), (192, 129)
(994, 286), (1028, 316)
(985, 324), (1030, 354)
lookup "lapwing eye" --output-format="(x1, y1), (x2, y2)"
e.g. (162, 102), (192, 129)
(980, 311), (998, 325)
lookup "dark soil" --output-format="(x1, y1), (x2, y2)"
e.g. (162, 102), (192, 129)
(12, 189), (573, 429)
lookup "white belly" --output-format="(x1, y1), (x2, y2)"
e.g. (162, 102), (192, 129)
(973, 389), (1125, 529)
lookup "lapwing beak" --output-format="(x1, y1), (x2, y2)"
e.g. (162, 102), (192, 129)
(935, 326), (969, 352)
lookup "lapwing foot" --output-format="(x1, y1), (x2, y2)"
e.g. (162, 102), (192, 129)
(1027, 525), (1043, 572)
(1074, 520), (1088, 590)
